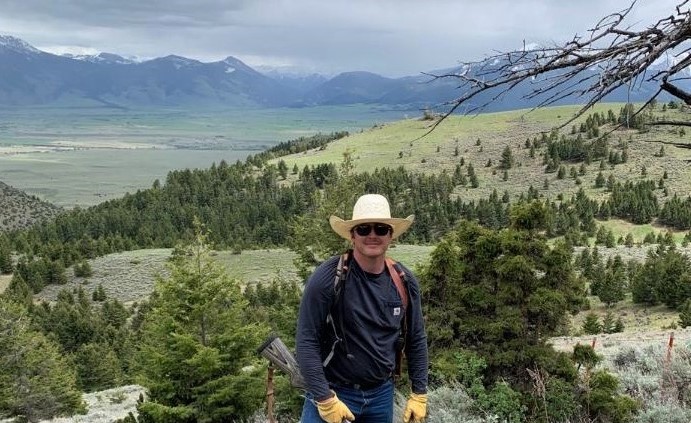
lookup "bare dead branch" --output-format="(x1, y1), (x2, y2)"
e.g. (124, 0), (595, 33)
(649, 120), (691, 126)
(427, 0), (691, 133)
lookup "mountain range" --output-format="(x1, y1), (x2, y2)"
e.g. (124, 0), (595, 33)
(0, 35), (681, 111)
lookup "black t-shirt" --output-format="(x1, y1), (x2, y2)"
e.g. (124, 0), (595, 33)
(296, 255), (428, 400)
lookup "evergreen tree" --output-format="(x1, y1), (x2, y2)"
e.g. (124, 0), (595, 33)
(135, 226), (268, 423)
(0, 298), (85, 421)
(624, 233), (634, 247)
(582, 312), (602, 335)
(0, 243), (12, 274)
(602, 311), (616, 334)
(500, 146), (514, 169)
(289, 153), (361, 279)
(679, 299), (691, 328)
(48, 260), (68, 285)
(73, 261), (93, 278)
(74, 342), (124, 392)
(421, 213), (586, 392)
(277, 160), (288, 180)
(597, 264), (626, 306)
(92, 284), (107, 302)
(605, 230), (616, 248)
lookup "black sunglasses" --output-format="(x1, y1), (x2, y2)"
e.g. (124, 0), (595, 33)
(353, 223), (393, 237)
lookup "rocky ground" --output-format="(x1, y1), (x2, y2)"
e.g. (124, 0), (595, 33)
(42, 385), (145, 423)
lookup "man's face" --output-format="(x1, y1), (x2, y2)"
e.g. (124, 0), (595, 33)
(350, 222), (393, 259)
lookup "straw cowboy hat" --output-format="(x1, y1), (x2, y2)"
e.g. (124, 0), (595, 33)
(329, 194), (415, 240)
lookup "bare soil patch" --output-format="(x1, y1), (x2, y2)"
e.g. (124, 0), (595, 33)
(0, 274), (10, 294)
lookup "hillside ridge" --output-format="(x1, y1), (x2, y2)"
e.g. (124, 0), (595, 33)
(0, 180), (62, 231)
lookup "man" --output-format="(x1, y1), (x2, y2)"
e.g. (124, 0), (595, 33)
(296, 194), (429, 423)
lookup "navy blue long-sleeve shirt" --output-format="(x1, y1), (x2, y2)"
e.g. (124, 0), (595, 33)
(296, 255), (428, 400)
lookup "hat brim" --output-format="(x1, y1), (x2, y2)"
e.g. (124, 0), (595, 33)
(329, 215), (415, 240)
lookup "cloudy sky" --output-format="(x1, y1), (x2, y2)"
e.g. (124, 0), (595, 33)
(0, 0), (683, 77)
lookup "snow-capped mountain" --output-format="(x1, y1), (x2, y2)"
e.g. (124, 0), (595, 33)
(63, 52), (138, 65)
(0, 34), (685, 110)
(0, 35), (41, 55)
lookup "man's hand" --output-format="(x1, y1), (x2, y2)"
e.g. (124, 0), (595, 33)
(403, 392), (427, 422)
(316, 391), (355, 423)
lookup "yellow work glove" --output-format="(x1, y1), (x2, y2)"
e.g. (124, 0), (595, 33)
(316, 391), (355, 423)
(403, 393), (427, 423)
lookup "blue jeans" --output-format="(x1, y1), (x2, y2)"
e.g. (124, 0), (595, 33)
(300, 379), (394, 423)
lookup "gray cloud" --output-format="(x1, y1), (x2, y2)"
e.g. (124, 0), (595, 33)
(0, 0), (682, 76)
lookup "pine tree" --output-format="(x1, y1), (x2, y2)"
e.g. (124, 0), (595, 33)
(73, 260), (93, 278)
(92, 283), (107, 302)
(421, 215), (586, 389)
(0, 298), (85, 421)
(602, 311), (616, 334)
(74, 342), (124, 392)
(582, 313), (602, 335)
(0, 244), (12, 274)
(500, 146), (514, 169)
(625, 233), (634, 247)
(679, 299), (691, 328)
(557, 165), (566, 179)
(136, 225), (269, 422)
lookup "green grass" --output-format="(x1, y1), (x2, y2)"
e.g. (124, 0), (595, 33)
(596, 218), (689, 244)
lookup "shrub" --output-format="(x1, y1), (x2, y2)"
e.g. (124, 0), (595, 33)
(408, 384), (491, 423)
(582, 312), (602, 335)
(585, 370), (640, 423)
(74, 260), (93, 278)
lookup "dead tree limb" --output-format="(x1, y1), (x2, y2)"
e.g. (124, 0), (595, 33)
(429, 0), (691, 133)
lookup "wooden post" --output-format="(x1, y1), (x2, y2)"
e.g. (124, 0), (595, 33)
(666, 332), (675, 364)
(591, 337), (597, 349)
(661, 332), (675, 401)
(267, 363), (276, 423)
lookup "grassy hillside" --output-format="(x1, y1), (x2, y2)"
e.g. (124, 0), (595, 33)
(275, 103), (691, 242)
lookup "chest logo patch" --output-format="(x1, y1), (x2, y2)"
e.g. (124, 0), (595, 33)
(393, 307), (401, 316)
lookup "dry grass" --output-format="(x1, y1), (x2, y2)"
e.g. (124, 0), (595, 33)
(33, 245), (434, 305)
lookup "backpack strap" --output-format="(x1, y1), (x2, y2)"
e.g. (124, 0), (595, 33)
(323, 252), (410, 378)
(385, 257), (409, 379)
(322, 252), (350, 367)
(385, 257), (408, 311)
